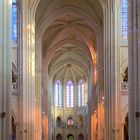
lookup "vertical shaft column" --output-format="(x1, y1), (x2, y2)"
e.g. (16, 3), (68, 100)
(19, 1), (40, 139)
(0, 0), (12, 139)
(97, 34), (104, 140)
(128, 0), (140, 139)
(104, 1), (121, 140)
(104, 2), (113, 140)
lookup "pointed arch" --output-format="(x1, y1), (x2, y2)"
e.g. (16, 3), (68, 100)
(78, 79), (85, 106)
(56, 116), (62, 127)
(66, 80), (74, 107)
(56, 133), (62, 140)
(55, 80), (62, 107)
(78, 115), (84, 127)
(67, 134), (74, 140)
(78, 133), (84, 140)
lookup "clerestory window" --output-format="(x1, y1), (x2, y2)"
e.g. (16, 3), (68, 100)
(12, 0), (17, 42)
(55, 80), (62, 107)
(122, 0), (128, 42)
(66, 80), (74, 107)
(78, 80), (85, 106)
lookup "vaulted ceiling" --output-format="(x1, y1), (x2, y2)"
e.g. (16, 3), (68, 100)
(35, 0), (103, 81)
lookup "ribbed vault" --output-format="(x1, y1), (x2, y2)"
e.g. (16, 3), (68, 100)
(39, 8), (100, 82)
(35, 0), (104, 109)
(35, 0), (104, 139)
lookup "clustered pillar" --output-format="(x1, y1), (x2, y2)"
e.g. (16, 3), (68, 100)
(0, 0), (12, 139)
(103, 1), (121, 140)
(128, 0), (140, 140)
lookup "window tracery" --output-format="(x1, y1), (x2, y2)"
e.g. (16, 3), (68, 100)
(78, 80), (84, 106)
(122, 0), (128, 42)
(55, 80), (62, 107)
(66, 80), (74, 107)
(12, 0), (17, 42)
(121, 67), (128, 91)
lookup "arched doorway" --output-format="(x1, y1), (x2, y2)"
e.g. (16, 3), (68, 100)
(124, 114), (128, 140)
(56, 117), (62, 127)
(67, 134), (74, 140)
(56, 133), (62, 140)
(78, 133), (84, 140)
(12, 116), (16, 140)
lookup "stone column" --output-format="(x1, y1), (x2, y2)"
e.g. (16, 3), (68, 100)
(104, 0), (121, 140)
(0, 0), (12, 139)
(97, 69), (104, 140)
(18, 0), (42, 139)
(128, 0), (140, 139)
(104, 2), (113, 140)
(96, 14), (105, 138)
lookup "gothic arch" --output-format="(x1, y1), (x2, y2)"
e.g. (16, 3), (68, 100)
(11, 111), (17, 140)
(46, 38), (92, 66)
(56, 133), (63, 140)
(78, 133), (84, 140)
(122, 105), (128, 124)
(50, 59), (88, 79)
(11, 111), (17, 123)
(34, 0), (106, 22)
(36, 6), (102, 39)
(56, 116), (62, 127)
(120, 60), (128, 82)
(120, 61), (128, 92)
(12, 63), (17, 74)
(34, 1), (104, 140)
(67, 134), (74, 140)
(124, 113), (129, 140)
(77, 115), (84, 127)
(35, 1), (103, 94)
(67, 116), (74, 128)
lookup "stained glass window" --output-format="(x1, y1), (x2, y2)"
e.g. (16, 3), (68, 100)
(78, 80), (84, 106)
(122, 0), (128, 41)
(55, 80), (62, 107)
(12, 0), (17, 41)
(67, 117), (74, 128)
(66, 80), (74, 107)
